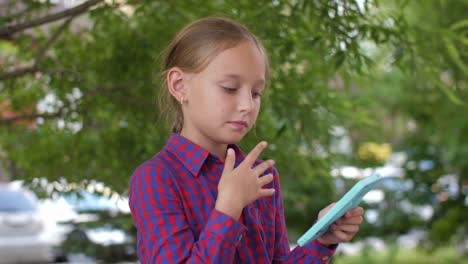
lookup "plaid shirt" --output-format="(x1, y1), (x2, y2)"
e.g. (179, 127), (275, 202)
(129, 133), (337, 263)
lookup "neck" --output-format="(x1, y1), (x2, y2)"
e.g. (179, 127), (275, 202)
(180, 129), (228, 161)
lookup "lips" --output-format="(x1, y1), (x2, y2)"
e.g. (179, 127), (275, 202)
(228, 121), (248, 128)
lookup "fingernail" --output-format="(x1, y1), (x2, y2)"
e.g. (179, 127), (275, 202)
(227, 148), (233, 155)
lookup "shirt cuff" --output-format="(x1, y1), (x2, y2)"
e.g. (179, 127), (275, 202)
(203, 209), (247, 244)
(306, 240), (338, 262)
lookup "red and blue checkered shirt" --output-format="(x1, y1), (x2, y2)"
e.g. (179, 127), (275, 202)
(129, 133), (337, 263)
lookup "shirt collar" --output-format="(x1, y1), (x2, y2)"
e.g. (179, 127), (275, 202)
(164, 133), (245, 177)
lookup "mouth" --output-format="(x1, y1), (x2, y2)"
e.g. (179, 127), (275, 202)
(227, 121), (248, 129)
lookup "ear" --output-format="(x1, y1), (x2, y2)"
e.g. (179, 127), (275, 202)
(167, 67), (188, 104)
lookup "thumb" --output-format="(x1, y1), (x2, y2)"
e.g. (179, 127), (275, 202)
(223, 148), (235, 173)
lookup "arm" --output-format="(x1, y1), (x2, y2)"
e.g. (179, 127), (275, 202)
(129, 161), (246, 264)
(272, 168), (337, 264)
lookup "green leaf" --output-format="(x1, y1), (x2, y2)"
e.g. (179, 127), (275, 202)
(443, 36), (468, 75)
(450, 19), (468, 31)
(438, 83), (466, 106)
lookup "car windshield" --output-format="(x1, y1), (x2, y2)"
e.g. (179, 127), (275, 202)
(0, 190), (36, 212)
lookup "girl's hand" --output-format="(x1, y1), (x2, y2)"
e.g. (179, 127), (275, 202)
(215, 141), (276, 220)
(316, 203), (365, 247)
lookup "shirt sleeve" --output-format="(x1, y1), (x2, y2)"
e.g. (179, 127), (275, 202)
(128, 160), (247, 264)
(271, 168), (337, 264)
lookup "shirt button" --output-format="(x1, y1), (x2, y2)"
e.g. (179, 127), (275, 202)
(238, 234), (243, 241)
(322, 256), (329, 261)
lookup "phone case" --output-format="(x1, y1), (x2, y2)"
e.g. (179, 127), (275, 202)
(297, 173), (383, 247)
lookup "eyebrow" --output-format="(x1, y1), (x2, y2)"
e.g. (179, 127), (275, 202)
(221, 74), (265, 86)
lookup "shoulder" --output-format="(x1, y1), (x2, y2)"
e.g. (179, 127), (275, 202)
(129, 150), (176, 186)
(128, 150), (184, 211)
(128, 151), (183, 215)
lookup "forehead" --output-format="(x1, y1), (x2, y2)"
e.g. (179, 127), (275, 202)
(202, 41), (266, 84)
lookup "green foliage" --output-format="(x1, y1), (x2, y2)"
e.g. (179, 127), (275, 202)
(0, 0), (394, 231)
(0, 0), (467, 247)
(334, 246), (468, 264)
(351, 0), (468, 247)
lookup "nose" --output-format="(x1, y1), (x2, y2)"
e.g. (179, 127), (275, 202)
(238, 89), (255, 113)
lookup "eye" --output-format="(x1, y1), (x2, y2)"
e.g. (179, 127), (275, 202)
(222, 86), (238, 93)
(252, 90), (263, 98)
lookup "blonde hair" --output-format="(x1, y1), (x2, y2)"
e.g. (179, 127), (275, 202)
(159, 17), (270, 133)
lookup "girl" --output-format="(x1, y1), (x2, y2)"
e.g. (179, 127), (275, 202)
(129, 17), (364, 264)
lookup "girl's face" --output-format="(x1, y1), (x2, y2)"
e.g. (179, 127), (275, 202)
(181, 41), (266, 147)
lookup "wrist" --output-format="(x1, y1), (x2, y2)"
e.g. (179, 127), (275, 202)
(215, 197), (243, 220)
(316, 238), (332, 248)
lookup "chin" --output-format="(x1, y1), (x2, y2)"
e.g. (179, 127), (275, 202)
(220, 133), (246, 145)
(210, 126), (251, 145)
(228, 138), (243, 144)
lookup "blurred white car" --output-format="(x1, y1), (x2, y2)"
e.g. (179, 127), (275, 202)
(0, 184), (53, 264)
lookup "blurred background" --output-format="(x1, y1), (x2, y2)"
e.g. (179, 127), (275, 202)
(0, 0), (467, 263)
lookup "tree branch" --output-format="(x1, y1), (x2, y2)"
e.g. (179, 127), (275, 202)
(0, 15), (75, 81)
(0, 81), (136, 126)
(0, 0), (104, 39)
(0, 110), (64, 126)
(35, 15), (75, 65)
(0, 65), (38, 80)
(1, 3), (51, 25)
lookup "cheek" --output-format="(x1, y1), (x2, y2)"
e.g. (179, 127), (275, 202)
(248, 103), (261, 124)
(253, 100), (261, 113)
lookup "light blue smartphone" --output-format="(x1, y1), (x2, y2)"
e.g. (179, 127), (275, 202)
(297, 173), (383, 247)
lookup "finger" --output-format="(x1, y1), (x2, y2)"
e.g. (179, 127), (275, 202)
(332, 229), (353, 242)
(340, 208), (361, 221)
(335, 224), (359, 233)
(258, 173), (274, 186)
(244, 141), (268, 166)
(337, 215), (363, 225)
(257, 188), (275, 197)
(348, 206), (364, 216)
(253, 160), (275, 175)
(222, 148), (236, 173)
